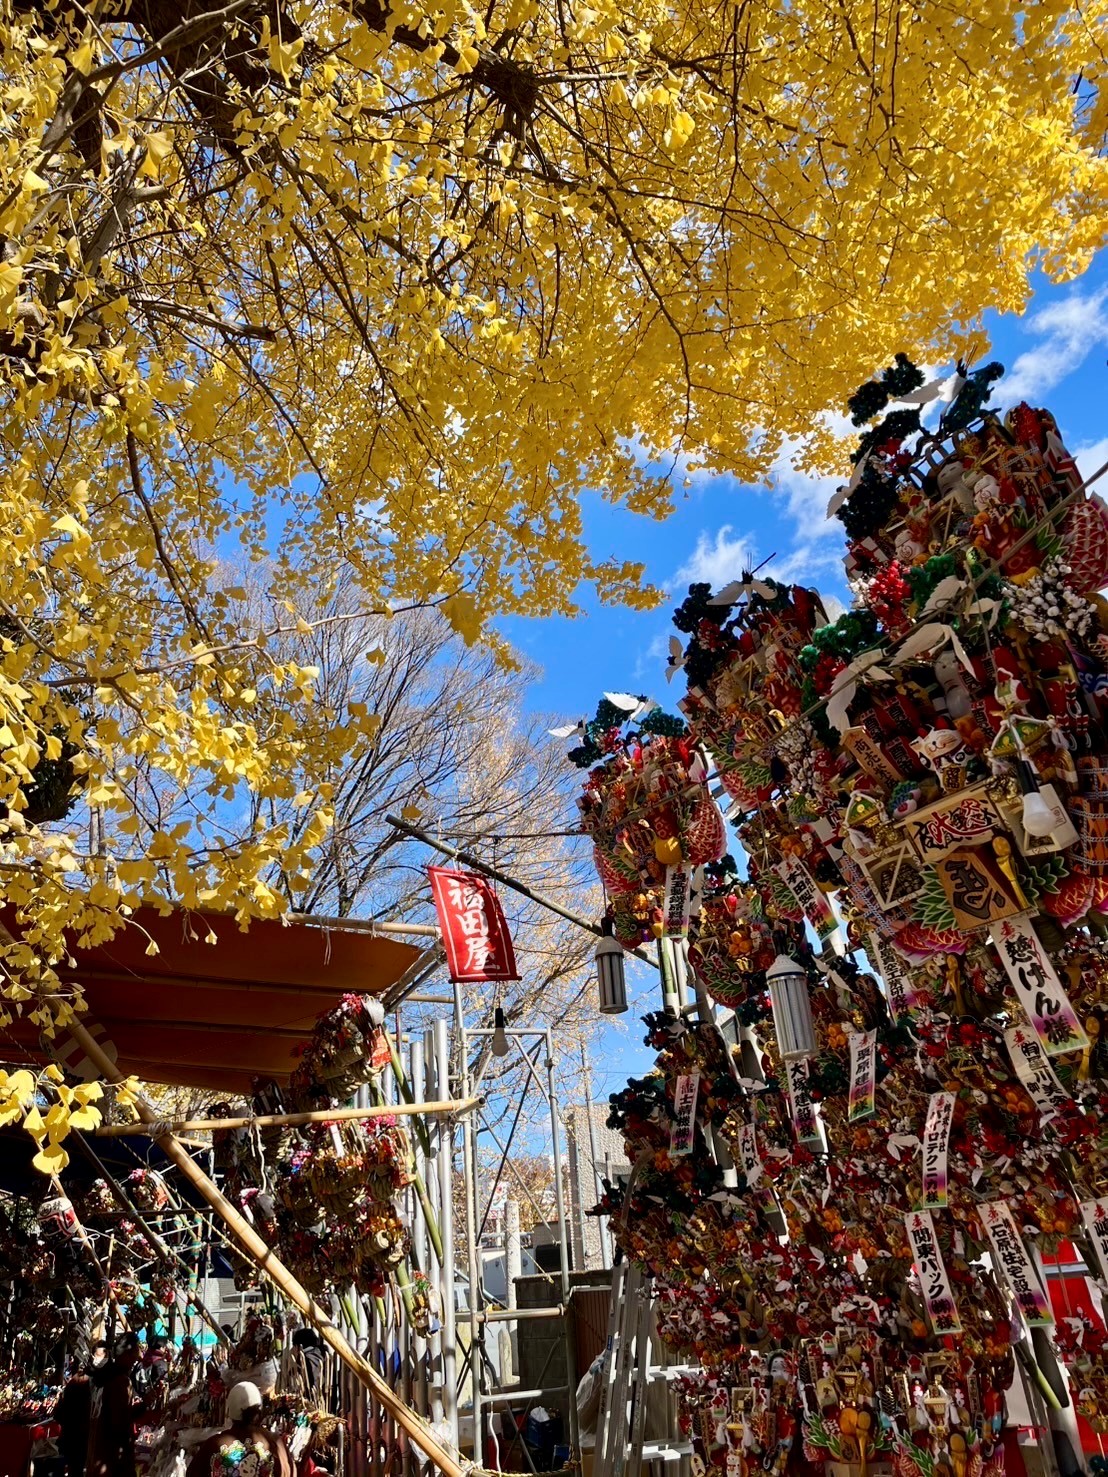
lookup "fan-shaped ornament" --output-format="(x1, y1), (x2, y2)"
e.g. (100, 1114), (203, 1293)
(1062, 494), (1108, 595)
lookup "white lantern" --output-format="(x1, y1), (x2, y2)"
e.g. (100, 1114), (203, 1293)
(766, 953), (815, 1059)
(491, 1006), (510, 1056)
(596, 924), (628, 1014)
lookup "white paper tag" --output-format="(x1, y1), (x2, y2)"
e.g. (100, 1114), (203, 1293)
(921, 1092), (955, 1209)
(669, 1072), (700, 1156)
(979, 1200), (1053, 1326)
(904, 1210), (962, 1335)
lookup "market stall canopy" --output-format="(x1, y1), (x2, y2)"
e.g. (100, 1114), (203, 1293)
(0, 906), (422, 1093)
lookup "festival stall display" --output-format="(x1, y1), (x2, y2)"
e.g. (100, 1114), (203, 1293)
(0, 986), (417, 1474)
(570, 694), (727, 945)
(213, 992), (414, 1307)
(574, 361), (1108, 1475)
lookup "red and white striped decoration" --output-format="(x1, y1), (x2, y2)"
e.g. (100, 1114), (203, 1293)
(47, 1020), (118, 1082)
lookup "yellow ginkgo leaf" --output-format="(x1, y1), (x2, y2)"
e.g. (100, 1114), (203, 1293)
(32, 1141), (69, 1175)
(70, 38), (95, 73)
(267, 30), (304, 81)
(441, 593), (483, 647)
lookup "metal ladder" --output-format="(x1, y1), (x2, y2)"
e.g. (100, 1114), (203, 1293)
(595, 1263), (694, 1477)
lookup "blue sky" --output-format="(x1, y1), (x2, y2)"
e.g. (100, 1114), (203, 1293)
(503, 257), (1108, 722)
(498, 254), (1108, 1098)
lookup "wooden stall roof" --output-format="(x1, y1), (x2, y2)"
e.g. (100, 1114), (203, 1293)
(1, 906), (423, 1094)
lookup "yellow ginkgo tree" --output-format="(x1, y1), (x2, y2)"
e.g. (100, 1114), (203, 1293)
(0, 1067), (102, 1173)
(0, 0), (1106, 1154)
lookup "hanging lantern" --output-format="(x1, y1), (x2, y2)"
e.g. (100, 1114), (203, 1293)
(1016, 757), (1058, 838)
(596, 918), (628, 1014)
(37, 1194), (80, 1243)
(491, 1005), (510, 1056)
(766, 952), (815, 1059)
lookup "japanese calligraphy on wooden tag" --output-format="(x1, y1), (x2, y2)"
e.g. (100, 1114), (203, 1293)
(904, 1210), (962, 1336)
(842, 726), (901, 785)
(993, 915), (1089, 1056)
(978, 1201), (1052, 1326)
(934, 846), (1021, 931)
(921, 1092), (955, 1209)
(904, 791), (996, 861)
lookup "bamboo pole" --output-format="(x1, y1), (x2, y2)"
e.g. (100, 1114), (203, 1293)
(66, 1018), (470, 1477)
(68, 1128), (232, 1350)
(92, 1097), (479, 1137)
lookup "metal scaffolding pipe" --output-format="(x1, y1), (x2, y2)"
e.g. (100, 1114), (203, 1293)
(479, 1306), (564, 1323)
(410, 1037), (431, 1446)
(505, 1197), (522, 1376)
(434, 1017), (459, 1449)
(422, 1028), (446, 1434)
(582, 1049), (611, 1271)
(483, 1386), (569, 1404)
(455, 981), (484, 1463)
(295, 913), (441, 938)
(545, 1027), (581, 1461)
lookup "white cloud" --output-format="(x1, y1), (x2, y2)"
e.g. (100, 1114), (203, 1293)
(998, 288), (1108, 406)
(744, 430), (850, 594)
(770, 539), (848, 589)
(633, 628), (672, 683)
(671, 525), (756, 590)
(771, 463), (840, 542)
(666, 428), (851, 604)
(1076, 436), (1108, 491)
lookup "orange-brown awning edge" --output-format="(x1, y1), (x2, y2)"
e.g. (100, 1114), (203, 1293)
(0, 905), (423, 1093)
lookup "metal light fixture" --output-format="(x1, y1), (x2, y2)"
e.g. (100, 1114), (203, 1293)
(766, 952), (815, 1060)
(491, 1005), (510, 1056)
(596, 918), (628, 1014)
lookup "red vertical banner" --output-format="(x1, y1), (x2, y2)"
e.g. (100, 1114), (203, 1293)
(428, 866), (521, 983)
